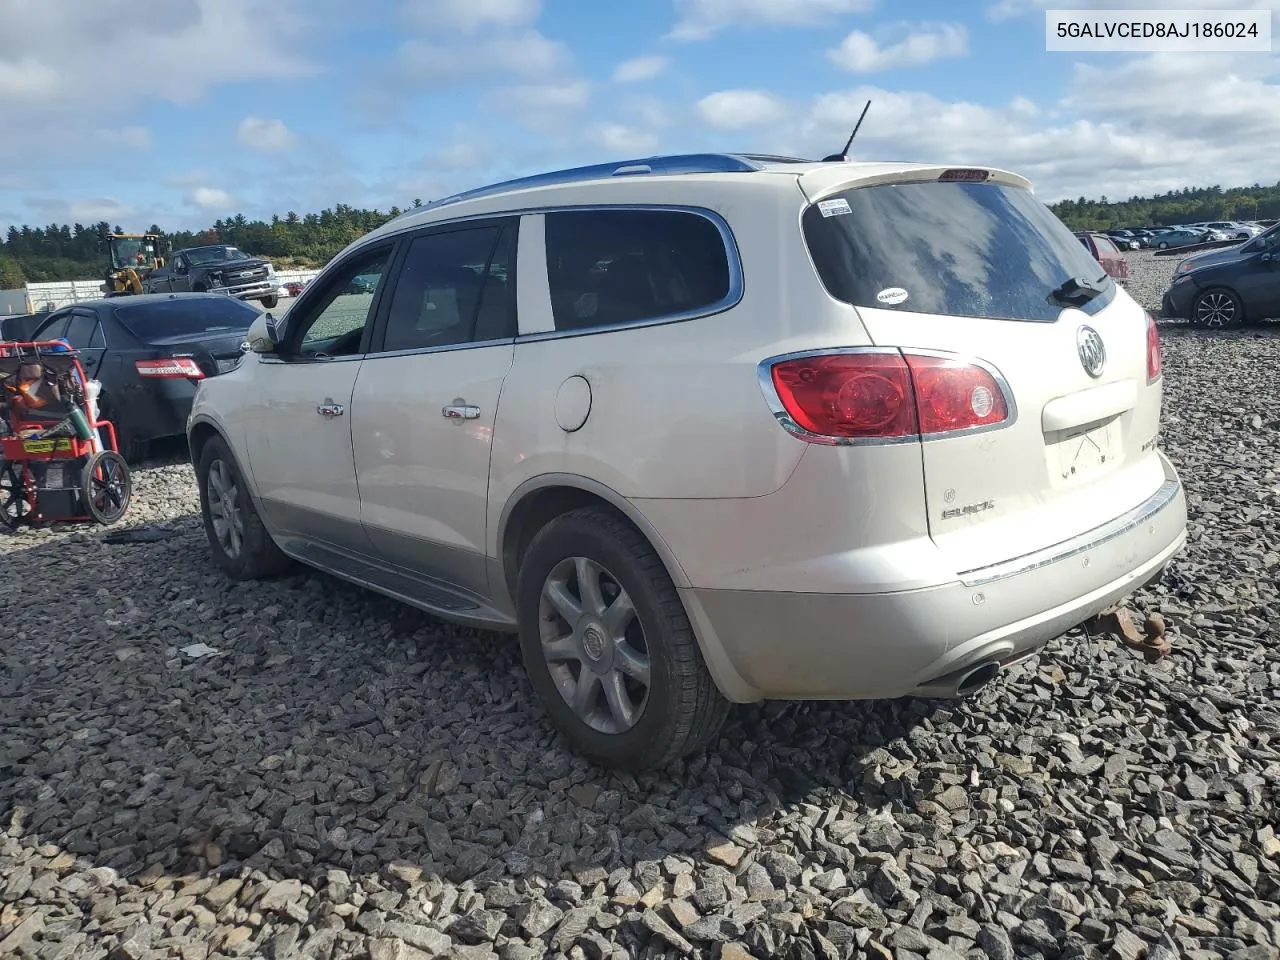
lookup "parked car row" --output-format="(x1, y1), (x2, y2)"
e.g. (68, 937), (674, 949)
(1104, 221), (1265, 251)
(1160, 220), (1280, 327)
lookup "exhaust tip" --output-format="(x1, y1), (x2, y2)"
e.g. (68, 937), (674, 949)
(956, 661), (1000, 697)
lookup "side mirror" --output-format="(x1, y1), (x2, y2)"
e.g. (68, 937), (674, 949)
(245, 313), (282, 354)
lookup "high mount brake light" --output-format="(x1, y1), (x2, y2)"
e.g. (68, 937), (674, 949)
(938, 168), (990, 182)
(1146, 312), (1162, 382)
(766, 351), (1009, 443)
(135, 357), (205, 380)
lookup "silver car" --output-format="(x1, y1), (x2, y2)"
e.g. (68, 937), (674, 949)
(188, 153), (1188, 769)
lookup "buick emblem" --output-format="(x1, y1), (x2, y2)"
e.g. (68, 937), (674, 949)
(1076, 325), (1106, 378)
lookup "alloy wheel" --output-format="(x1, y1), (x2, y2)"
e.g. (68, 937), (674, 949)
(1195, 292), (1238, 328)
(538, 556), (652, 734)
(206, 459), (244, 558)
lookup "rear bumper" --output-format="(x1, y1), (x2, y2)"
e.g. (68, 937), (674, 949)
(679, 454), (1188, 703)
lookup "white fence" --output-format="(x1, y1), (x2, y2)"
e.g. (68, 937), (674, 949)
(15, 268), (324, 314)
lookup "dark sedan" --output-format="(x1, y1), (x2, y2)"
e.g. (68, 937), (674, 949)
(1161, 225), (1280, 328)
(31, 293), (259, 461)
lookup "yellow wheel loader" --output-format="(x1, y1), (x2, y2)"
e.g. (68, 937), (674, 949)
(101, 234), (167, 297)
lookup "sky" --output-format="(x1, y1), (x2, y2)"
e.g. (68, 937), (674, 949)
(1, 0), (1278, 234)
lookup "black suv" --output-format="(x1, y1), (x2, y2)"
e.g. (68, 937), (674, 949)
(1161, 224), (1280, 328)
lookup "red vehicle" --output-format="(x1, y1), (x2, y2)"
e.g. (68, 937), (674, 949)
(0, 340), (132, 528)
(1074, 231), (1131, 282)
(284, 280), (308, 298)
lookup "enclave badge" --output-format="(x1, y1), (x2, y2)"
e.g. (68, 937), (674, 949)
(1076, 325), (1106, 378)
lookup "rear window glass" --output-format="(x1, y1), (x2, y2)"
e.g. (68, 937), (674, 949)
(802, 180), (1114, 322)
(114, 297), (260, 341)
(544, 209), (732, 332)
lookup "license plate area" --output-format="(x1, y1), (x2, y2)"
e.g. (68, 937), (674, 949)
(1048, 418), (1120, 485)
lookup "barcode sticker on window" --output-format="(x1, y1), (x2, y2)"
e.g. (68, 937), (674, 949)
(818, 198), (852, 218)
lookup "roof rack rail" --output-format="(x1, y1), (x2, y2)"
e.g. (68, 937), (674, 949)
(407, 153), (805, 216)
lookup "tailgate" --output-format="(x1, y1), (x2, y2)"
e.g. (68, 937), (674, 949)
(799, 171), (1168, 571)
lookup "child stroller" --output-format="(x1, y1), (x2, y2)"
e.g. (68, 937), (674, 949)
(0, 339), (132, 529)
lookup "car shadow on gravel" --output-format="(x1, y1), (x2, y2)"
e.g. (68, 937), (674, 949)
(0, 521), (938, 900)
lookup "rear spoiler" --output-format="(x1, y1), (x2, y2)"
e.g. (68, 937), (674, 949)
(798, 163), (1033, 205)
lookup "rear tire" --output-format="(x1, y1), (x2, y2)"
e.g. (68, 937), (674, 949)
(197, 435), (292, 580)
(515, 506), (730, 771)
(97, 396), (148, 464)
(1192, 287), (1244, 329)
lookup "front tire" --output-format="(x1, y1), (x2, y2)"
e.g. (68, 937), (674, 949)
(1192, 288), (1244, 329)
(197, 436), (292, 580)
(1157, 241), (1169, 250)
(261, 296), (278, 309)
(515, 507), (729, 771)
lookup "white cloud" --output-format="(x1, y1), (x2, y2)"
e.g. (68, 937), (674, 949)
(488, 81), (592, 133)
(695, 90), (789, 129)
(592, 123), (659, 154)
(828, 22), (968, 73)
(396, 29), (569, 86)
(779, 51), (1280, 202)
(189, 187), (234, 210)
(0, 0), (319, 170)
(403, 0), (540, 33)
(987, 0), (1280, 21)
(0, 58), (59, 99)
(1009, 96), (1039, 118)
(96, 126), (152, 150)
(613, 55), (668, 83)
(670, 0), (876, 41)
(237, 116), (298, 151)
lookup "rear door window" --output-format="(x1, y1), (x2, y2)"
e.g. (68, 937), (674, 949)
(802, 179), (1115, 322)
(544, 209), (732, 332)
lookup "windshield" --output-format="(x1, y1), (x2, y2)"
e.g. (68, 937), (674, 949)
(187, 246), (250, 265)
(113, 297), (260, 341)
(111, 238), (158, 269)
(802, 179), (1114, 322)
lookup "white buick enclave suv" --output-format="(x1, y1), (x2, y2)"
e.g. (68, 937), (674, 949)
(188, 153), (1188, 769)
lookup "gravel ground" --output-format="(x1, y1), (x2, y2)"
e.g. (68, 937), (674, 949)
(3, 252), (1279, 960)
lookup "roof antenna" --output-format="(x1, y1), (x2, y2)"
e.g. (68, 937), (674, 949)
(822, 99), (871, 162)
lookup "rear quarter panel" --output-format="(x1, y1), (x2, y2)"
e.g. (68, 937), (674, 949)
(485, 181), (875, 558)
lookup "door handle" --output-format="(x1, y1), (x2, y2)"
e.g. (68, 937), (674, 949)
(442, 402), (480, 421)
(317, 400), (345, 418)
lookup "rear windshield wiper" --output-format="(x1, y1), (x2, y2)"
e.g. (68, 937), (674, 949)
(1049, 275), (1106, 308)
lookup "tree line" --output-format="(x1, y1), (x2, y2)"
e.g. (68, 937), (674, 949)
(4, 181), (1280, 288)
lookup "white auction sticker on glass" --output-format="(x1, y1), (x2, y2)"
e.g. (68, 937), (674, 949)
(876, 287), (909, 306)
(818, 198), (852, 217)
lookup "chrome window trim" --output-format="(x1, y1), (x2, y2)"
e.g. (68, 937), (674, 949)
(957, 478), (1181, 587)
(755, 345), (1019, 447)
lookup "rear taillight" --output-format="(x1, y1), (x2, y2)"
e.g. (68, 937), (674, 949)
(769, 353), (917, 440)
(765, 350), (1011, 443)
(905, 355), (1009, 434)
(136, 357), (205, 380)
(1146, 312), (1162, 382)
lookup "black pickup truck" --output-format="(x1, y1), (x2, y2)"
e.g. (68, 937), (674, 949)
(141, 244), (280, 308)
